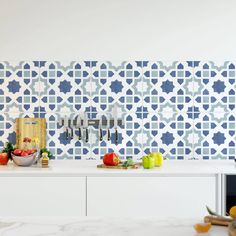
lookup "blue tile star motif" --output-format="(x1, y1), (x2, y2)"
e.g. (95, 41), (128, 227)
(161, 132), (174, 145)
(7, 80), (21, 93)
(212, 80), (226, 94)
(212, 132), (226, 145)
(59, 80), (72, 93)
(110, 80), (123, 93)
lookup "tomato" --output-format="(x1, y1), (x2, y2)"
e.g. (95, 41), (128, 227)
(0, 152), (9, 165)
(103, 152), (119, 166)
(26, 150), (35, 155)
(20, 151), (29, 157)
(13, 149), (22, 156)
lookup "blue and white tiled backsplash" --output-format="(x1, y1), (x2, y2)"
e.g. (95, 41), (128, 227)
(1, 61), (236, 160)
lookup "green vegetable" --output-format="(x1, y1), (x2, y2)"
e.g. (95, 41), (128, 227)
(142, 155), (155, 169)
(2, 142), (14, 160)
(40, 148), (53, 159)
(122, 158), (134, 167)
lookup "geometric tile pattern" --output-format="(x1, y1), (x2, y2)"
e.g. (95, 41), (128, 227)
(0, 61), (235, 160)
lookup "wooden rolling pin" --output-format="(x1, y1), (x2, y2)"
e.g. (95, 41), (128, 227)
(204, 215), (233, 226)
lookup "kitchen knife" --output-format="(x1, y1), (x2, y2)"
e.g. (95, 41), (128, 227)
(64, 116), (69, 140)
(99, 115), (103, 141)
(77, 114), (82, 140)
(107, 113), (111, 141)
(69, 119), (74, 139)
(113, 105), (118, 145)
(83, 112), (89, 143)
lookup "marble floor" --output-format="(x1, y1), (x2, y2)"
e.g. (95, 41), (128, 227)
(0, 217), (228, 236)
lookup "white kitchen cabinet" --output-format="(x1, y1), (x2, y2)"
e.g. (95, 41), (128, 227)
(87, 176), (216, 218)
(0, 177), (86, 217)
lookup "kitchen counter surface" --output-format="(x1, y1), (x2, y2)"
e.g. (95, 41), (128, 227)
(0, 217), (228, 236)
(0, 160), (236, 176)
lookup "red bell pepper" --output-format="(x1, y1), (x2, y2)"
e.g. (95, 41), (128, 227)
(103, 152), (120, 166)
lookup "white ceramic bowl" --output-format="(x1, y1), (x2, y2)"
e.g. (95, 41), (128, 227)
(11, 151), (39, 167)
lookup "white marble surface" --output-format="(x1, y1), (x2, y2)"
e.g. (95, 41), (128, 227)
(0, 218), (228, 236)
(0, 160), (236, 177)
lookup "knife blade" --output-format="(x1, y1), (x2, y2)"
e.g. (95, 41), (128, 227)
(99, 115), (103, 141)
(83, 112), (89, 143)
(69, 119), (74, 139)
(113, 105), (118, 144)
(64, 116), (69, 140)
(107, 113), (111, 141)
(77, 114), (82, 140)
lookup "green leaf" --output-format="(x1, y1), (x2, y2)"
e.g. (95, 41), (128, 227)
(122, 158), (134, 167)
(40, 148), (53, 159)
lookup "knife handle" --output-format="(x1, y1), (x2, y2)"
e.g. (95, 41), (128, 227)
(115, 128), (118, 144)
(85, 128), (89, 143)
(78, 128), (81, 140)
(99, 128), (103, 141)
(107, 129), (111, 141)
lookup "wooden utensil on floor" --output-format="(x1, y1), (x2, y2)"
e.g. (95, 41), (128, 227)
(204, 215), (232, 226)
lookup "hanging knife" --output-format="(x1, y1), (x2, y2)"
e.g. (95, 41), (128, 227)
(64, 116), (69, 140)
(69, 119), (74, 139)
(99, 115), (103, 141)
(113, 105), (118, 145)
(107, 113), (111, 141)
(83, 112), (89, 143)
(77, 114), (82, 140)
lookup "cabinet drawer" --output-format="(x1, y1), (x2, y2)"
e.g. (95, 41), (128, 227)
(87, 176), (216, 218)
(0, 177), (86, 217)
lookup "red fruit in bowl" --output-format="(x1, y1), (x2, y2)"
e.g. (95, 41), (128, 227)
(26, 150), (35, 155)
(103, 152), (120, 166)
(20, 151), (29, 157)
(0, 152), (9, 165)
(13, 149), (22, 156)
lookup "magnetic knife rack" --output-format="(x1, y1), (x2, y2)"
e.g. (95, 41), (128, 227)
(59, 119), (123, 127)
(58, 117), (123, 144)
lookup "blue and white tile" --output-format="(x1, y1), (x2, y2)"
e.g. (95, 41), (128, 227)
(39, 61), (91, 113)
(91, 61), (142, 114)
(193, 61), (236, 113)
(193, 112), (236, 160)
(142, 112), (193, 160)
(142, 61), (194, 113)
(40, 113), (90, 160)
(0, 61), (40, 113)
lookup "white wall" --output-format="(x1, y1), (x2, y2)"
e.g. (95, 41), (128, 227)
(0, 0), (235, 60)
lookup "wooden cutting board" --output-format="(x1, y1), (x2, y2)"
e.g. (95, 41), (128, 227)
(16, 118), (46, 149)
(97, 163), (141, 169)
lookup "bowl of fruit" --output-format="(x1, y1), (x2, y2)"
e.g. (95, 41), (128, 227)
(11, 149), (39, 167)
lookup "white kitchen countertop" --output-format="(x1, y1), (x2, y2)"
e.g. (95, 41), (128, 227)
(0, 160), (236, 176)
(0, 217), (228, 236)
